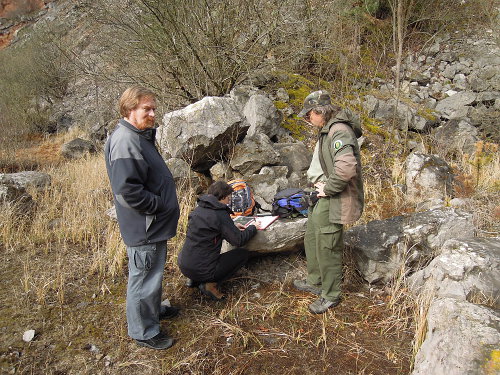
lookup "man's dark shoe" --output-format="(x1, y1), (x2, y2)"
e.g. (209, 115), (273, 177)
(135, 332), (174, 350)
(293, 279), (321, 296)
(160, 305), (179, 320)
(308, 297), (340, 314)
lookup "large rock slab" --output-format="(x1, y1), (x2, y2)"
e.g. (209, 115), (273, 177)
(345, 208), (474, 283)
(158, 96), (249, 172)
(412, 298), (500, 375)
(222, 218), (307, 254)
(409, 237), (500, 309)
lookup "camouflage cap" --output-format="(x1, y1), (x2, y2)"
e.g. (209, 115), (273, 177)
(298, 90), (332, 117)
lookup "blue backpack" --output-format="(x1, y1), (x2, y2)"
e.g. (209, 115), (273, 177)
(271, 188), (309, 218)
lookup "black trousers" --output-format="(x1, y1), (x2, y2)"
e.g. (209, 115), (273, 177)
(212, 247), (249, 282)
(180, 248), (249, 283)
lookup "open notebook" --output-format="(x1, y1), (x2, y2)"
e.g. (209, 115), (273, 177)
(233, 215), (279, 230)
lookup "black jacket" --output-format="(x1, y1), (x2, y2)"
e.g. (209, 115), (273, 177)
(177, 194), (257, 281)
(105, 119), (180, 246)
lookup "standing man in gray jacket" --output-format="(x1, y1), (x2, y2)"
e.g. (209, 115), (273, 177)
(105, 86), (180, 350)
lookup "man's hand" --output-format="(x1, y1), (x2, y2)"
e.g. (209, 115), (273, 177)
(314, 182), (327, 197)
(235, 223), (246, 231)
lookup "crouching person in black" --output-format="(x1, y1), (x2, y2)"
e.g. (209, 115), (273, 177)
(177, 181), (257, 300)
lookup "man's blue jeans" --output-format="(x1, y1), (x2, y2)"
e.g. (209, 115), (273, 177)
(126, 241), (167, 340)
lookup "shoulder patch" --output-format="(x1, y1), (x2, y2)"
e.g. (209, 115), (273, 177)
(333, 140), (343, 150)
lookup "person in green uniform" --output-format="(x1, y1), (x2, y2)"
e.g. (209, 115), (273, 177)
(293, 90), (364, 314)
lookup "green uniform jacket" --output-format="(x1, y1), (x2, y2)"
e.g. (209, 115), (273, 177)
(318, 109), (364, 224)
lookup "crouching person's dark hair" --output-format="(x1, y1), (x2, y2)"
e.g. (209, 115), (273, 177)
(208, 181), (234, 200)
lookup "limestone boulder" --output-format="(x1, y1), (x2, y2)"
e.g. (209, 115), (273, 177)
(344, 208), (474, 283)
(246, 166), (289, 211)
(209, 162), (233, 181)
(274, 142), (312, 177)
(432, 118), (479, 155)
(435, 91), (476, 119)
(222, 218), (308, 254)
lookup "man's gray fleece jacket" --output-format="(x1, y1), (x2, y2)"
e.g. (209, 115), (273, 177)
(105, 119), (180, 247)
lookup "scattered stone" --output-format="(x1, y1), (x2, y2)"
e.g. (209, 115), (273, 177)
(105, 206), (117, 221)
(76, 302), (89, 309)
(61, 138), (96, 159)
(0, 171), (51, 191)
(22, 329), (35, 342)
(104, 355), (112, 366)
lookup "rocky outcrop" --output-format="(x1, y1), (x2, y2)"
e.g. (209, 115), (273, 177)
(243, 94), (282, 139)
(157, 88), (317, 213)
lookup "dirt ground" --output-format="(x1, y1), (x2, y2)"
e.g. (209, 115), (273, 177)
(0, 245), (414, 375)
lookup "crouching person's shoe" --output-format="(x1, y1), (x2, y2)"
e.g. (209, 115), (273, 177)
(308, 297), (340, 314)
(135, 332), (174, 350)
(199, 282), (225, 301)
(293, 279), (321, 296)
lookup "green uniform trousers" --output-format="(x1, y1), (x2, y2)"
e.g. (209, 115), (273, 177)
(304, 197), (344, 302)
